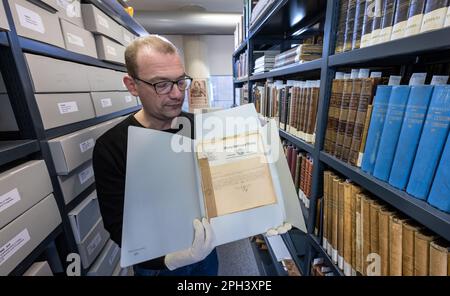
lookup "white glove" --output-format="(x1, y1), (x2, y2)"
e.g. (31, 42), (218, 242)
(265, 222), (292, 237)
(164, 218), (215, 271)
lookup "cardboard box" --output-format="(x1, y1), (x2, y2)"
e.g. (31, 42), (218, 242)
(87, 240), (120, 276)
(58, 160), (94, 205)
(112, 71), (127, 91)
(81, 4), (122, 43)
(55, 0), (83, 28)
(60, 18), (97, 58)
(0, 0), (10, 31)
(68, 190), (101, 243)
(90, 92), (132, 117)
(94, 35), (125, 65)
(121, 27), (136, 46)
(0, 194), (61, 275)
(0, 160), (52, 229)
(94, 116), (127, 138)
(87, 66), (118, 91)
(25, 53), (90, 93)
(35, 93), (95, 129)
(48, 120), (104, 174)
(23, 261), (53, 276)
(8, 0), (65, 48)
(40, 0), (59, 11)
(76, 218), (109, 269)
(0, 94), (19, 132)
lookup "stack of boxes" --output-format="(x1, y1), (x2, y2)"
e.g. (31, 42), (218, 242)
(0, 0), (141, 275)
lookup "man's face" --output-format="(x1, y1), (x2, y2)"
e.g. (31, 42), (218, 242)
(132, 49), (186, 121)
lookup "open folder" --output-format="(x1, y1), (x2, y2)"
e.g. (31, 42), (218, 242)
(120, 104), (306, 267)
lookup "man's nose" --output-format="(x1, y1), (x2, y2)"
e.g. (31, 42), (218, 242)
(169, 83), (183, 98)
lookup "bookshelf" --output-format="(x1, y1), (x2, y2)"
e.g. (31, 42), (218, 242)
(235, 0), (450, 276)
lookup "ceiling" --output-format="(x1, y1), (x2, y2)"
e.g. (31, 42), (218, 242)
(126, 0), (243, 34)
(126, 0), (243, 13)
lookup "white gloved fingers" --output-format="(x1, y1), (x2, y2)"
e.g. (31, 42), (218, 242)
(202, 218), (215, 250)
(266, 228), (278, 237)
(276, 223), (292, 235)
(192, 218), (205, 252)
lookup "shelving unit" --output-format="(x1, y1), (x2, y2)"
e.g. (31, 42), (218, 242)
(234, 0), (450, 276)
(0, 0), (146, 275)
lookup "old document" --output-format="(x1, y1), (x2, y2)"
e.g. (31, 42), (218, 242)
(197, 132), (277, 218)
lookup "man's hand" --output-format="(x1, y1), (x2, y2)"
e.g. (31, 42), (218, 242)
(164, 218), (215, 270)
(265, 222), (292, 237)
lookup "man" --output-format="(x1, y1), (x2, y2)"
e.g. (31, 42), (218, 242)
(93, 35), (217, 276)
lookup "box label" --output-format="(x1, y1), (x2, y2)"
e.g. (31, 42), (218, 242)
(100, 98), (112, 108)
(430, 75), (449, 85)
(0, 188), (21, 214)
(87, 233), (102, 256)
(409, 73), (427, 85)
(106, 45), (117, 56)
(58, 101), (79, 114)
(67, 32), (85, 48)
(79, 138), (95, 153)
(125, 95), (133, 103)
(57, 0), (81, 18)
(97, 14), (109, 29)
(78, 166), (94, 185)
(15, 4), (45, 34)
(388, 75), (402, 85)
(109, 245), (119, 266)
(0, 229), (30, 267)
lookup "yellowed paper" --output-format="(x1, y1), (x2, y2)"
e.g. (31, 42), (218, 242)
(197, 132), (277, 218)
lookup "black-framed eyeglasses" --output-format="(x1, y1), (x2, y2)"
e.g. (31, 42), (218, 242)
(133, 76), (193, 95)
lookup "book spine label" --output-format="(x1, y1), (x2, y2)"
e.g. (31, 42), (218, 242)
(445, 4), (450, 26)
(421, 5), (448, 32)
(390, 0), (410, 39)
(404, 0), (427, 36)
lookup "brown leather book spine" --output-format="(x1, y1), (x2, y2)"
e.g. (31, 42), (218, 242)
(389, 215), (405, 276)
(334, 78), (353, 157)
(414, 230), (436, 276)
(335, 0), (349, 53)
(355, 192), (363, 273)
(402, 222), (420, 276)
(378, 207), (393, 276)
(351, 183), (361, 274)
(337, 180), (345, 269)
(361, 194), (372, 275)
(429, 239), (450, 276)
(357, 104), (374, 167)
(343, 181), (354, 275)
(342, 78), (363, 162)
(331, 177), (340, 263)
(323, 171), (331, 248)
(325, 79), (344, 153)
(302, 87), (312, 140)
(343, 0), (357, 52)
(307, 86), (320, 142)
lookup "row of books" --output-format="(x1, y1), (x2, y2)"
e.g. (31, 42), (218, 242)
(335, 0), (450, 53)
(361, 81), (450, 213)
(235, 50), (249, 79)
(253, 50), (279, 74)
(273, 44), (323, 69)
(255, 80), (320, 144)
(324, 69), (386, 166)
(322, 170), (450, 276)
(235, 84), (249, 106)
(249, 0), (276, 29)
(283, 141), (313, 209)
(234, 0), (257, 50)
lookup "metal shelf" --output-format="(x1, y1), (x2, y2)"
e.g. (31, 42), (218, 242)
(248, 0), (288, 39)
(262, 236), (288, 276)
(0, 31), (8, 47)
(65, 183), (97, 214)
(19, 37), (127, 72)
(308, 234), (344, 276)
(250, 59), (322, 81)
(0, 140), (40, 167)
(45, 106), (140, 139)
(279, 129), (315, 154)
(329, 27), (450, 67)
(9, 224), (63, 276)
(250, 239), (278, 276)
(233, 40), (248, 57)
(320, 152), (450, 242)
(233, 77), (249, 84)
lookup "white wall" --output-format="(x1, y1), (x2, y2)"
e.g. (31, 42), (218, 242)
(161, 35), (233, 76)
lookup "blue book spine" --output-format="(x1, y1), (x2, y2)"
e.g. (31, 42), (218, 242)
(406, 85), (450, 200)
(361, 86), (393, 174)
(373, 86), (411, 181)
(388, 86), (434, 189)
(428, 133), (450, 213)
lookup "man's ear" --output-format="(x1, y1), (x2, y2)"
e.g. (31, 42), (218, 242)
(123, 75), (139, 96)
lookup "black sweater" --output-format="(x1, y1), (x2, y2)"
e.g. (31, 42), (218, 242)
(92, 112), (194, 270)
